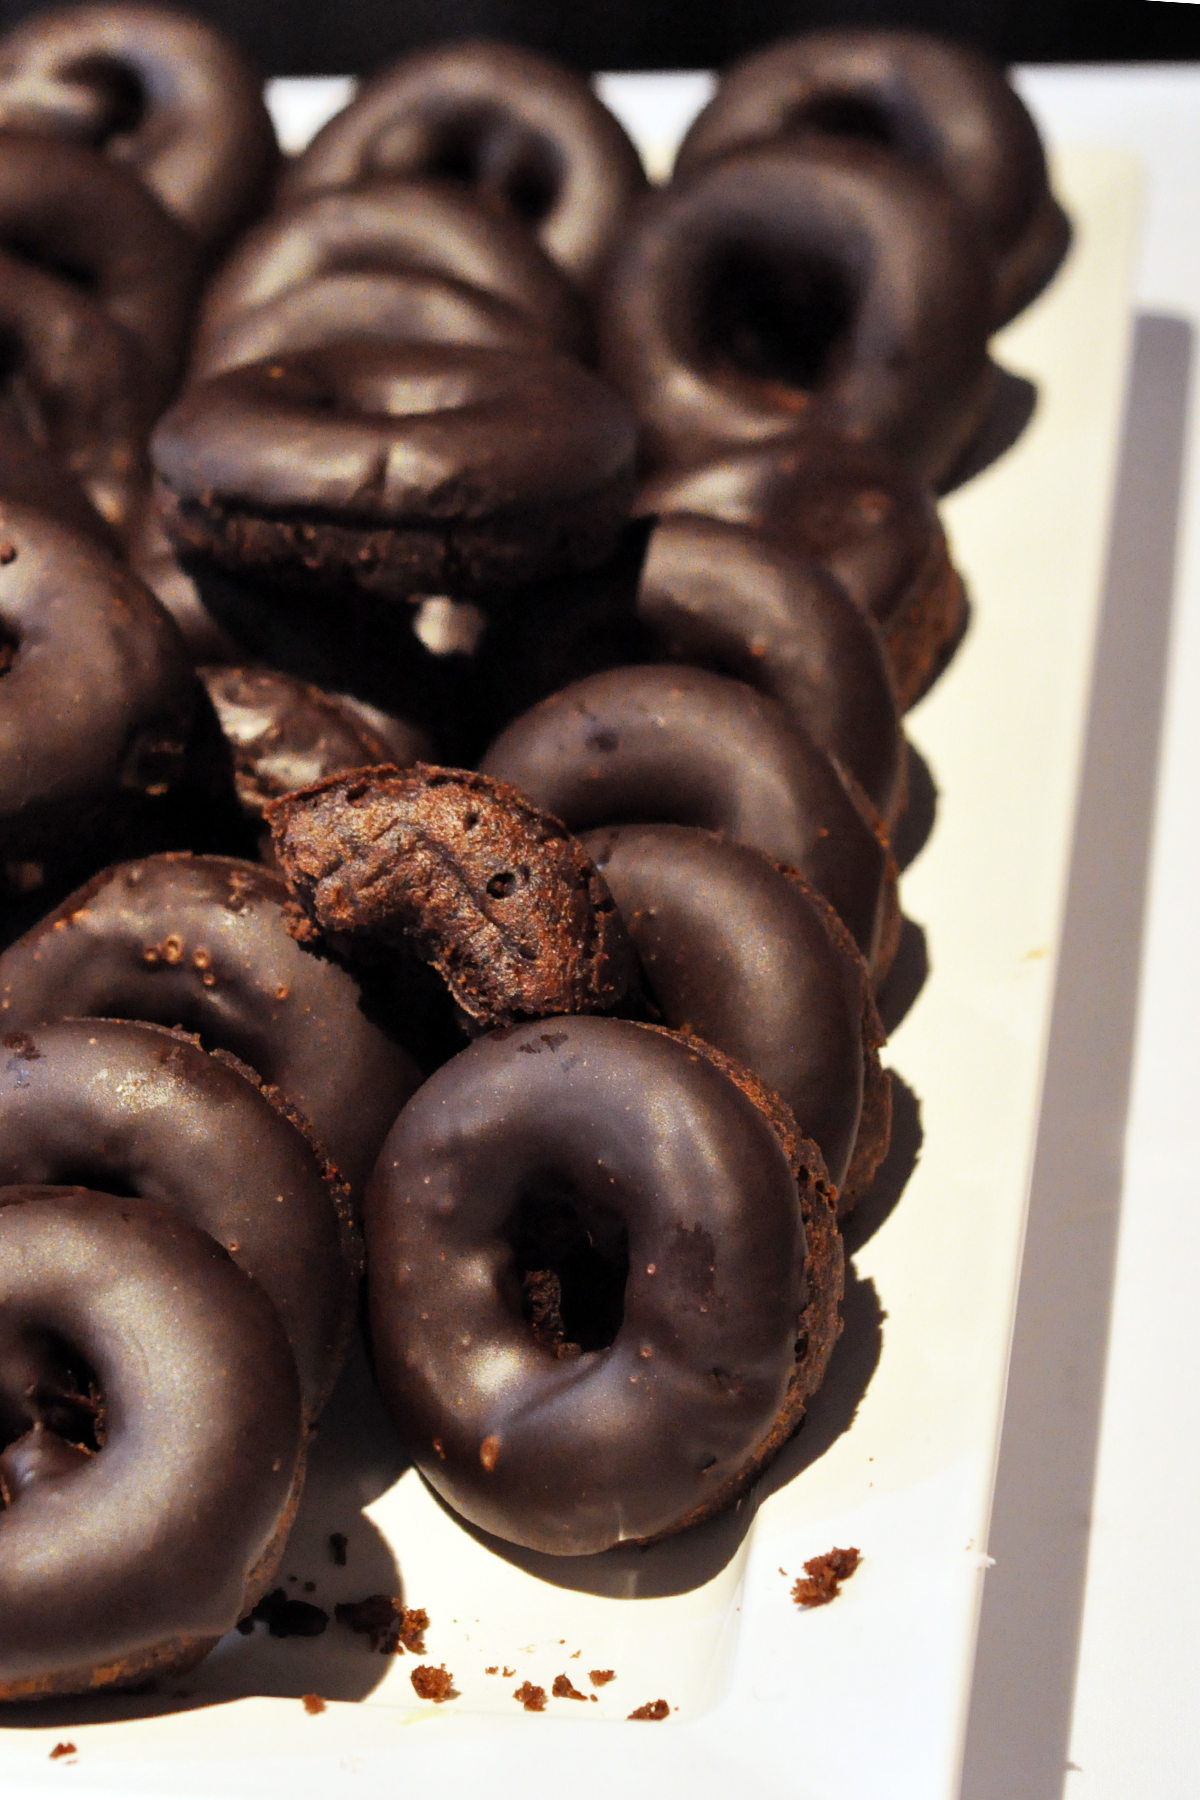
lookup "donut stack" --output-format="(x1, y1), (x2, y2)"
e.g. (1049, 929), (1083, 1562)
(0, 6), (1068, 1688)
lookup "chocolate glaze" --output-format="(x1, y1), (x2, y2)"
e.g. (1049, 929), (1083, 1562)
(480, 664), (892, 970)
(193, 183), (590, 370)
(266, 765), (641, 1031)
(0, 1018), (355, 1419)
(0, 2), (279, 251)
(0, 855), (423, 1210)
(673, 27), (1070, 328)
(280, 39), (648, 293)
(152, 343), (638, 602)
(366, 1016), (836, 1554)
(0, 1188), (302, 1699)
(599, 139), (994, 485)
(0, 415), (116, 547)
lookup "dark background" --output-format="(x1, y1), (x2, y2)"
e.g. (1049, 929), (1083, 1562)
(1, 0), (1199, 75)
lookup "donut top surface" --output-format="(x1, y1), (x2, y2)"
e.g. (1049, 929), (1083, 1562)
(280, 38), (648, 291)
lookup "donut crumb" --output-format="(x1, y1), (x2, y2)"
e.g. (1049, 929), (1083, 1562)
(792, 1546), (861, 1607)
(48, 1743), (76, 1760)
(552, 1674), (587, 1700)
(411, 1664), (455, 1702)
(590, 1669), (616, 1686)
(628, 1699), (670, 1721)
(514, 1681), (547, 1712)
(301, 1694), (326, 1715)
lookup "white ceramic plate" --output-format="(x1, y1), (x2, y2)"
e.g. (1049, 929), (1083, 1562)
(0, 81), (1139, 1800)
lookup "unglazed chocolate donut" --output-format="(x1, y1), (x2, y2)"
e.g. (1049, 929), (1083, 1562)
(0, 132), (197, 407)
(192, 184), (591, 374)
(0, 1188), (302, 1700)
(639, 437), (967, 711)
(152, 343), (638, 602)
(0, 2), (278, 250)
(280, 39), (648, 292)
(0, 1018), (356, 1419)
(366, 1017), (841, 1554)
(480, 664), (896, 974)
(0, 855), (423, 1208)
(580, 824), (889, 1207)
(674, 28), (1069, 328)
(599, 140), (994, 485)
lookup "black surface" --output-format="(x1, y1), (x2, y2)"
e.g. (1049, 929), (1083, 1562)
(1, 0), (1198, 76)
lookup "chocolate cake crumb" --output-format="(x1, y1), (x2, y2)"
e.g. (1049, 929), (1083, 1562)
(49, 1743), (76, 1759)
(250, 1588), (329, 1637)
(514, 1680), (547, 1712)
(411, 1664), (454, 1702)
(552, 1674), (587, 1700)
(792, 1545), (861, 1608)
(302, 1694), (326, 1715)
(503, 1665), (516, 1678)
(628, 1699), (670, 1721)
(589, 1669), (616, 1686)
(485, 1666), (499, 1675)
(329, 1532), (348, 1566)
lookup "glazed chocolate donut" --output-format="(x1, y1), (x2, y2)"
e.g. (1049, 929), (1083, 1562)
(128, 493), (241, 664)
(192, 184), (591, 373)
(152, 343), (638, 603)
(599, 140), (994, 485)
(0, 414), (116, 547)
(0, 1188), (302, 1700)
(0, 1018), (356, 1419)
(580, 824), (889, 1206)
(0, 854), (423, 1208)
(366, 1016), (841, 1554)
(280, 39), (648, 293)
(638, 514), (904, 822)
(639, 437), (966, 711)
(674, 28), (1069, 328)
(480, 664), (896, 975)
(0, 2), (278, 251)
(0, 132), (198, 407)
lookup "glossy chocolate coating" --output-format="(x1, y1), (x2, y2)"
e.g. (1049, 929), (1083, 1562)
(0, 502), (201, 866)
(266, 765), (641, 1031)
(0, 131), (197, 408)
(580, 824), (868, 1189)
(0, 855), (423, 1210)
(193, 183), (590, 369)
(152, 343), (638, 602)
(0, 1188), (301, 1699)
(481, 664), (889, 966)
(366, 1017), (808, 1553)
(638, 514), (903, 820)
(0, 2), (279, 250)
(0, 415), (117, 546)
(281, 39), (647, 292)
(0, 1018), (354, 1419)
(599, 140), (993, 484)
(673, 27), (1070, 327)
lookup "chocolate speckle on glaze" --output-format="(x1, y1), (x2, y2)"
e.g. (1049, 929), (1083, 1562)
(480, 664), (894, 973)
(0, 1188), (302, 1700)
(266, 764), (641, 1032)
(0, 1018), (356, 1420)
(0, 854), (423, 1210)
(365, 1016), (841, 1554)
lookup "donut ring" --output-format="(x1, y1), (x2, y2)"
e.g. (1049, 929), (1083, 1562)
(280, 39), (648, 292)
(674, 28), (1069, 328)
(0, 854), (424, 1211)
(0, 2), (279, 250)
(0, 1018), (356, 1419)
(599, 140), (994, 485)
(0, 131), (198, 407)
(192, 184), (591, 374)
(0, 1188), (302, 1700)
(366, 1016), (841, 1554)
(152, 343), (638, 603)
(480, 663), (897, 975)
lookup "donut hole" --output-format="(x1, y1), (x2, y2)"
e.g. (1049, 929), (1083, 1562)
(59, 54), (148, 143)
(700, 244), (855, 392)
(506, 1176), (629, 1354)
(420, 110), (563, 226)
(0, 1326), (104, 1455)
(789, 93), (898, 149)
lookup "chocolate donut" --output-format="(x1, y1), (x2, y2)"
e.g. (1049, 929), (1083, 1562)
(0, 1188), (302, 1700)
(639, 438), (966, 711)
(366, 1017), (841, 1554)
(152, 343), (638, 603)
(480, 665), (897, 975)
(0, 855), (423, 1208)
(0, 414), (116, 547)
(192, 184), (591, 374)
(674, 28), (1069, 327)
(0, 1018), (356, 1419)
(0, 2), (278, 251)
(280, 39), (647, 293)
(580, 824), (889, 1207)
(599, 140), (994, 485)
(637, 513), (904, 822)
(0, 132), (197, 408)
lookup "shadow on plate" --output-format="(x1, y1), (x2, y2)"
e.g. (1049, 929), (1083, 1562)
(891, 742), (938, 873)
(843, 1074), (923, 1258)
(877, 920), (929, 1036)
